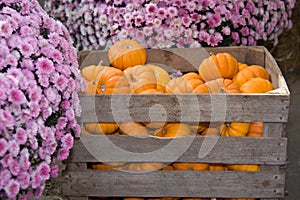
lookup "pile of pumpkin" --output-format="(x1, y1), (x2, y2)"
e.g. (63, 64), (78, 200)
(81, 39), (272, 173)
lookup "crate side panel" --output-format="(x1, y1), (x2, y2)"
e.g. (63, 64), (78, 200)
(62, 170), (285, 198)
(79, 94), (290, 123)
(66, 136), (287, 165)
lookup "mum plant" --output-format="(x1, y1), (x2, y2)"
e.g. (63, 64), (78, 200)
(46, 0), (295, 50)
(0, 0), (83, 199)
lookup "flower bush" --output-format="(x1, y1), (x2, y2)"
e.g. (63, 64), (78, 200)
(46, 0), (295, 50)
(0, 0), (83, 199)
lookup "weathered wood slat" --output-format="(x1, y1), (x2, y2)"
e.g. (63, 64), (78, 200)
(79, 93), (290, 123)
(65, 135), (287, 165)
(62, 170), (285, 198)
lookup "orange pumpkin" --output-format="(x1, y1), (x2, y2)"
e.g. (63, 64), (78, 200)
(119, 122), (150, 136)
(108, 39), (146, 70)
(96, 67), (130, 94)
(81, 62), (105, 94)
(165, 77), (194, 93)
(89, 163), (116, 170)
(198, 53), (239, 81)
(124, 162), (164, 171)
(137, 88), (164, 94)
(190, 122), (210, 134)
(238, 62), (248, 71)
(247, 122), (263, 137)
(147, 64), (171, 90)
(201, 128), (220, 136)
(182, 72), (205, 89)
(232, 65), (270, 87)
(142, 122), (166, 130)
(209, 164), (228, 171)
(83, 123), (118, 135)
(240, 77), (274, 93)
(221, 122), (250, 137)
(124, 65), (157, 93)
(172, 162), (209, 171)
(161, 165), (175, 170)
(227, 164), (260, 172)
(154, 123), (192, 138)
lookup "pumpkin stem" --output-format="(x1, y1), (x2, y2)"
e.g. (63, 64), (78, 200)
(130, 73), (137, 82)
(100, 83), (106, 93)
(219, 87), (226, 93)
(225, 122), (231, 127)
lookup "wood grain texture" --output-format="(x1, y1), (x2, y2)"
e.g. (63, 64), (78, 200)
(62, 170), (285, 198)
(79, 93), (290, 123)
(65, 136), (287, 165)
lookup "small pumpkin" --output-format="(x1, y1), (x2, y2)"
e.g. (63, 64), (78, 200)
(172, 162), (209, 171)
(142, 122), (166, 130)
(227, 164), (260, 172)
(124, 162), (164, 171)
(232, 65), (270, 87)
(124, 65), (157, 93)
(190, 122), (210, 134)
(119, 122), (150, 136)
(154, 123), (192, 138)
(89, 163), (116, 170)
(221, 122), (250, 137)
(137, 88), (164, 94)
(194, 78), (240, 94)
(247, 122), (263, 137)
(147, 64), (171, 90)
(201, 128), (220, 136)
(240, 77), (274, 93)
(83, 123), (118, 135)
(108, 39), (146, 70)
(165, 77), (195, 94)
(198, 52), (239, 81)
(238, 62), (248, 71)
(96, 67), (130, 94)
(81, 62), (105, 94)
(209, 164), (228, 171)
(182, 72), (205, 89)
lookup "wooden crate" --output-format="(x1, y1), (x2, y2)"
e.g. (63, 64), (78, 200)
(62, 46), (290, 200)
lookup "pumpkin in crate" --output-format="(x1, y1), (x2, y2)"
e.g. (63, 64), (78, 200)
(209, 164), (228, 171)
(220, 122), (250, 137)
(124, 64), (157, 93)
(240, 77), (274, 93)
(182, 72), (205, 89)
(201, 128), (220, 136)
(147, 64), (171, 90)
(119, 122), (150, 136)
(123, 162), (164, 171)
(198, 52), (239, 81)
(83, 123), (118, 135)
(232, 65), (270, 87)
(96, 67), (130, 94)
(194, 78), (240, 94)
(190, 122), (210, 134)
(137, 88), (165, 94)
(108, 39), (146, 70)
(227, 164), (260, 172)
(173, 162), (209, 171)
(247, 122), (263, 137)
(238, 62), (248, 71)
(154, 123), (192, 137)
(81, 62), (105, 94)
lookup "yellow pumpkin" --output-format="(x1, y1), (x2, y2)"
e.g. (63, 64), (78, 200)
(154, 123), (192, 138)
(198, 53), (239, 81)
(147, 64), (171, 90)
(221, 122), (250, 137)
(108, 39), (146, 70)
(83, 123), (118, 135)
(240, 77), (274, 93)
(172, 162), (209, 171)
(124, 65), (157, 94)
